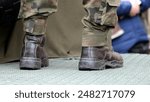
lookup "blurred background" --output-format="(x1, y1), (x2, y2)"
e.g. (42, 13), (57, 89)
(0, 0), (150, 63)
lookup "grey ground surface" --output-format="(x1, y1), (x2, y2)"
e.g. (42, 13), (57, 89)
(0, 54), (150, 85)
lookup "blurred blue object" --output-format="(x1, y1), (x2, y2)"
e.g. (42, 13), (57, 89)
(112, 0), (150, 53)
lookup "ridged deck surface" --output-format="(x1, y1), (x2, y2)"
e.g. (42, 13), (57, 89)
(0, 54), (150, 85)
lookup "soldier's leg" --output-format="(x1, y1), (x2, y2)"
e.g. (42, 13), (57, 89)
(20, 0), (58, 70)
(79, 0), (123, 70)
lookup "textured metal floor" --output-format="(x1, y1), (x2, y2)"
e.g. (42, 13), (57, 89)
(0, 54), (150, 85)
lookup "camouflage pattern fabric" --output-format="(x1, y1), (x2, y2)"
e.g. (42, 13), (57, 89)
(82, 0), (120, 46)
(21, 0), (119, 39)
(20, 0), (58, 35)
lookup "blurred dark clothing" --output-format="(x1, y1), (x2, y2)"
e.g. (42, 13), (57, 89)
(140, 0), (150, 12)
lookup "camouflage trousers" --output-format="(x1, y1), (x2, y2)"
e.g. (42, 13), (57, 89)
(20, 0), (58, 35)
(82, 0), (120, 46)
(21, 0), (119, 46)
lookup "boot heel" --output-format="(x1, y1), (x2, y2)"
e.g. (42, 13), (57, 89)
(79, 58), (106, 71)
(20, 57), (41, 70)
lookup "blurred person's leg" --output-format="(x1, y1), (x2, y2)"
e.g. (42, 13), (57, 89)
(20, 0), (58, 70)
(79, 0), (123, 70)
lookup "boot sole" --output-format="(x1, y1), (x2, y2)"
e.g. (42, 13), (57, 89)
(79, 59), (123, 71)
(20, 57), (41, 70)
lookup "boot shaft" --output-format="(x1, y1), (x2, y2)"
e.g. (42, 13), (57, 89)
(81, 46), (121, 61)
(81, 46), (109, 59)
(22, 33), (45, 58)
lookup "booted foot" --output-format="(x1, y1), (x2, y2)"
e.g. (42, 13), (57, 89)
(20, 33), (49, 70)
(79, 47), (123, 71)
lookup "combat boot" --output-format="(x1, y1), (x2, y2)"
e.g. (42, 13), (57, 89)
(79, 46), (123, 70)
(20, 33), (49, 70)
(79, 28), (123, 71)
